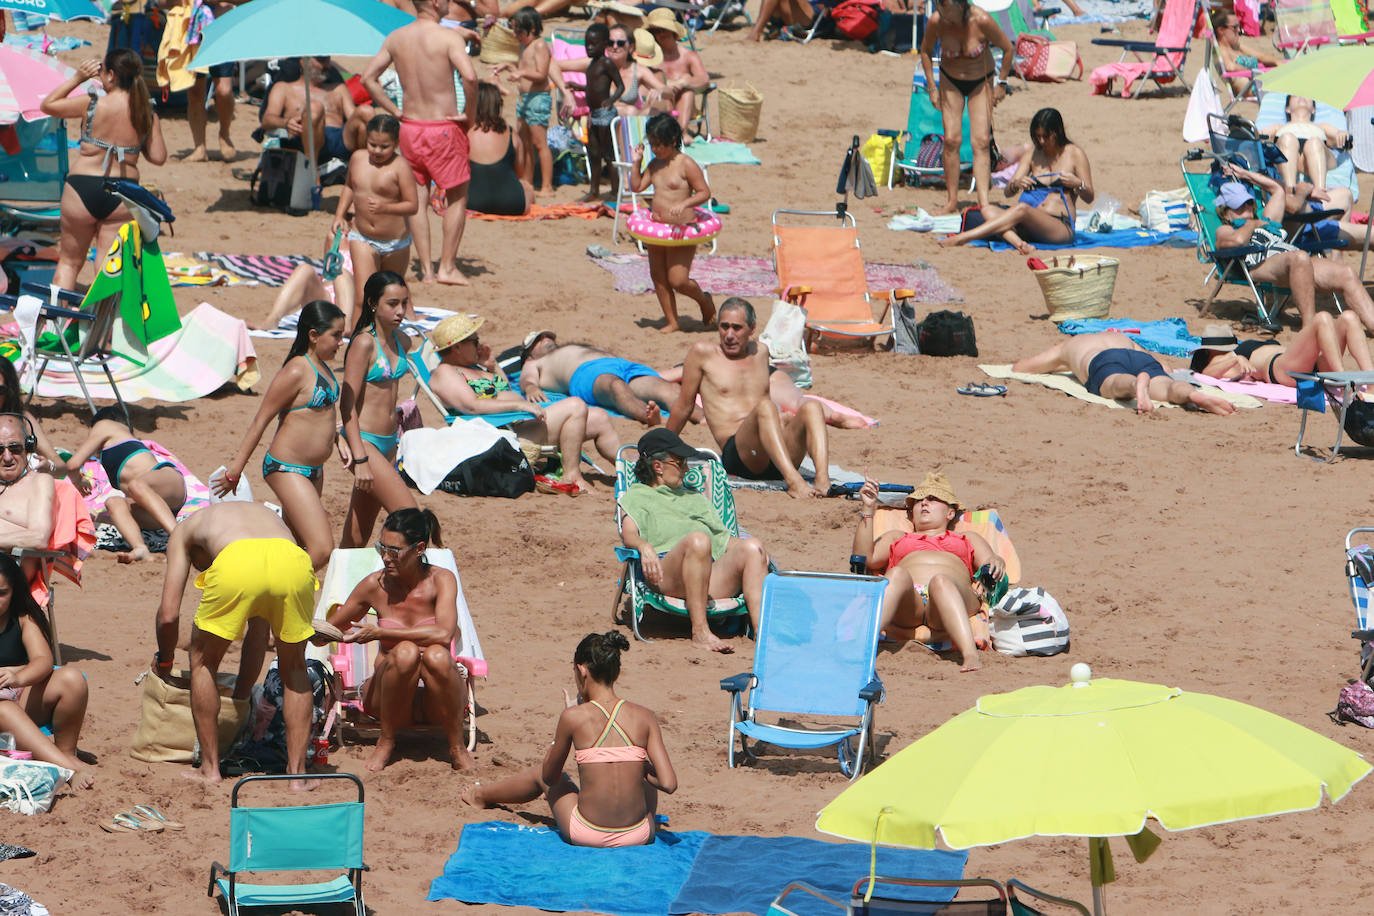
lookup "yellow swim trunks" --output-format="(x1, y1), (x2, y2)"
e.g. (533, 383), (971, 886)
(193, 538), (318, 645)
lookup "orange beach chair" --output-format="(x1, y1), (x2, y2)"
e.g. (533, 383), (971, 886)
(771, 208), (910, 352)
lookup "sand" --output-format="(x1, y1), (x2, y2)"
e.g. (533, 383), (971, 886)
(4, 14), (1373, 915)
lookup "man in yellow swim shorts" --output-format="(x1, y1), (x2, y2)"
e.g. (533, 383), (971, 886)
(154, 502), (320, 789)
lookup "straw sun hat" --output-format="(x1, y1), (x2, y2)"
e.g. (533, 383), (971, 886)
(432, 314), (484, 352)
(905, 471), (961, 512)
(644, 7), (687, 37)
(632, 28), (664, 67)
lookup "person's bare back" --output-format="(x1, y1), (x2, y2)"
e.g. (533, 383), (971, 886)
(382, 19), (472, 120)
(177, 502), (293, 563)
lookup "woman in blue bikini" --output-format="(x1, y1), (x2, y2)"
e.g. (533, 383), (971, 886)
(340, 270), (419, 547)
(217, 301), (347, 569)
(939, 107), (1094, 254)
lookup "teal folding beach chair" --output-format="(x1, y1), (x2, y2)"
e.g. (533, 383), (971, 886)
(889, 77), (973, 190)
(207, 773), (368, 916)
(721, 571), (887, 780)
(0, 117), (69, 232)
(612, 443), (752, 640)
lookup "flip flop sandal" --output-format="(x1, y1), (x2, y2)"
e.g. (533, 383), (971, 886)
(535, 475), (581, 496)
(131, 805), (184, 831)
(99, 812), (160, 834)
(957, 382), (1007, 398)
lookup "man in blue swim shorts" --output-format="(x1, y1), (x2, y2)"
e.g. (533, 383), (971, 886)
(1012, 331), (1238, 415)
(520, 335), (690, 426)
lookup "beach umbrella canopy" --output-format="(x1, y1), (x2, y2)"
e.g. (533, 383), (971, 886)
(815, 665), (1370, 915)
(190, 0), (414, 70)
(0, 0), (104, 22)
(0, 45), (80, 125)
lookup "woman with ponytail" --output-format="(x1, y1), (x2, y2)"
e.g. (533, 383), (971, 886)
(339, 270), (418, 548)
(322, 507), (471, 772)
(216, 301), (346, 569)
(463, 631), (677, 848)
(41, 48), (167, 290)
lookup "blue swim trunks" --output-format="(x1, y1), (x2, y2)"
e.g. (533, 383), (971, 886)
(1084, 348), (1167, 397)
(516, 90), (553, 127)
(568, 357), (660, 407)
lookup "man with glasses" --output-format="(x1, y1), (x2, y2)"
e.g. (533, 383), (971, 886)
(667, 298), (832, 499)
(0, 415), (55, 553)
(155, 502), (318, 788)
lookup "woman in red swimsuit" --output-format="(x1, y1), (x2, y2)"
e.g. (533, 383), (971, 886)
(852, 472), (1004, 672)
(325, 508), (472, 773)
(462, 631), (677, 848)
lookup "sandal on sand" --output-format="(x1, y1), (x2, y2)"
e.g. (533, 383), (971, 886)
(131, 805), (184, 831)
(535, 475), (581, 496)
(957, 382), (1007, 398)
(99, 812), (162, 834)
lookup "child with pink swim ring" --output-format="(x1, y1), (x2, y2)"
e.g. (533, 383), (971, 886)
(627, 113), (717, 333)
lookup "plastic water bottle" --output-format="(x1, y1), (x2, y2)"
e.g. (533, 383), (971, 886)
(1086, 194), (1121, 233)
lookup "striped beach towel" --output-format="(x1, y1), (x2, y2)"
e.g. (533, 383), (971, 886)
(28, 302), (259, 403)
(192, 252), (325, 286)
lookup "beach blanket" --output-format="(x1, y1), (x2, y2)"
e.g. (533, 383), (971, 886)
(1058, 317), (1201, 358)
(468, 202), (610, 222)
(162, 252), (257, 288)
(980, 364), (1264, 409)
(727, 459), (865, 492)
(427, 821), (966, 915)
(684, 141), (761, 167)
(971, 227), (1196, 251)
(25, 302), (259, 401)
(192, 251), (325, 286)
(589, 251), (962, 302)
(76, 440), (210, 553)
(1053, 0), (1152, 23)
(251, 305), (459, 340)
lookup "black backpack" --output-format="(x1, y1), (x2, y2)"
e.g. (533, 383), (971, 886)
(915, 310), (978, 357)
(251, 148), (300, 211)
(428, 439), (536, 498)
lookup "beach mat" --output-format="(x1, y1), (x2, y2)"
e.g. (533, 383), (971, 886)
(426, 821), (967, 916)
(980, 364), (1263, 409)
(192, 251), (324, 286)
(250, 304), (459, 340)
(1057, 317), (1200, 358)
(468, 201), (611, 222)
(727, 459), (865, 492)
(972, 228), (1196, 251)
(589, 251), (961, 301)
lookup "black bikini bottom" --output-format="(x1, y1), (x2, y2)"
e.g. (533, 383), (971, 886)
(939, 66), (992, 98)
(65, 175), (122, 221)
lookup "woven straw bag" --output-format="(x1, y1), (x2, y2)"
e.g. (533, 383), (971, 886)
(480, 21), (521, 65)
(1032, 255), (1118, 322)
(718, 82), (763, 143)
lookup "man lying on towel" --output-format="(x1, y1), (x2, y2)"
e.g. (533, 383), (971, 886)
(519, 332), (690, 427)
(1012, 331), (1237, 416)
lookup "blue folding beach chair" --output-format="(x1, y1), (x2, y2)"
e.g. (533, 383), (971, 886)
(207, 773), (368, 916)
(721, 571), (887, 780)
(1344, 528), (1374, 682)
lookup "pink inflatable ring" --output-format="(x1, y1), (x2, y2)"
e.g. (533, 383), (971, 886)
(627, 207), (722, 246)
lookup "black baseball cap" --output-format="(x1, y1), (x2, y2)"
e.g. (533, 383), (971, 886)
(638, 428), (703, 459)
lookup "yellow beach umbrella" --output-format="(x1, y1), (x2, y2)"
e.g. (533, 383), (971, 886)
(815, 665), (1370, 915)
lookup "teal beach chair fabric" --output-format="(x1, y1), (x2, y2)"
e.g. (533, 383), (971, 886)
(721, 571), (887, 780)
(612, 444), (750, 640)
(208, 773), (368, 916)
(890, 77), (973, 189)
(0, 117), (69, 231)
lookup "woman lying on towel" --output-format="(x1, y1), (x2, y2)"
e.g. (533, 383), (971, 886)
(852, 472), (1003, 672)
(319, 508), (472, 772)
(1188, 318), (1374, 385)
(462, 631), (677, 848)
(0, 556), (93, 789)
(938, 107), (1094, 254)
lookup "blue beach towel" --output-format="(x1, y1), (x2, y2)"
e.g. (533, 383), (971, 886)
(668, 834), (968, 915)
(972, 227), (1196, 251)
(1057, 317), (1202, 357)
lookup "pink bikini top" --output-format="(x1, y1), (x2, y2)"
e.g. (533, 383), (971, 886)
(574, 699), (649, 765)
(377, 616), (437, 629)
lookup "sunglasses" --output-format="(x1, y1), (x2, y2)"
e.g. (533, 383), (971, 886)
(374, 541), (413, 558)
(0, 443), (24, 456)
(609, 38), (630, 46)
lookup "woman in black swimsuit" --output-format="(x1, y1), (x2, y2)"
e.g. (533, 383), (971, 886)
(1189, 314), (1374, 385)
(466, 83), (534, 217)
(40, 49), (166, 291)
(918, 0), (1014, 215)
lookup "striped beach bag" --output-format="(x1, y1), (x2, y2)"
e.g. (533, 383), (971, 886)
(990, 586), (1070, 657)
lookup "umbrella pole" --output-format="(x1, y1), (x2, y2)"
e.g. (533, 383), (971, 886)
(1092, 883), (1106, 916)
(303, 74), (321, 211)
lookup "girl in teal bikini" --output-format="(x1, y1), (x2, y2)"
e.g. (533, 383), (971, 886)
(217, 301), (347, 569)
(339, 270), (419, 548)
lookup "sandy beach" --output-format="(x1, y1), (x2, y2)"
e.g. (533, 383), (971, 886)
(2, 11), (1372, 914)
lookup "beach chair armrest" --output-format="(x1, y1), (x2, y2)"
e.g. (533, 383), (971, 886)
(1295, 237), (1348, 254)
(1213, 243), (1263, 260)
(1037, 5), (1060, 17)
(859, 677), (884, 703)
(613, 545), (641, 563)
(35, 303), (92, 322)
(1090, 38), (1153, 50)
(720, 672), (753, 693)
(208, 862), (229, 898)
(1291, 209), (1344, 224)
(1352, 628), (1374, 641)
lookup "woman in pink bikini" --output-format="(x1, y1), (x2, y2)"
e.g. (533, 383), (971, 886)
(462, 631), (677, 847)
(852, 471), (1005, 672)
(324, 507), (472, 773)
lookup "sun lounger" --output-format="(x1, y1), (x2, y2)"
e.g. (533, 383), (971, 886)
(1090, 0), (1202, 98)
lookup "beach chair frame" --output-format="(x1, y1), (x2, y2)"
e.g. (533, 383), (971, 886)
(721, 571), (887, 780)
(1344, 527), (1374, 682)
(22, 282), (134, 427)
(207, 773), (368, 916)
(611, 444), (752, 640)
(1007, 879), (1091, 915)
(1273, 0), (1338, 54)
(768, 881), (849, 915)
(1090, 0), (1201, 98)
(849, 875), (1007, 915)
(609, 114), (717, 254)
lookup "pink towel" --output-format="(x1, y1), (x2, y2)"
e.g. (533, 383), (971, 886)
(1192, 373), (1297, 404)
(32, 478), (95, 605)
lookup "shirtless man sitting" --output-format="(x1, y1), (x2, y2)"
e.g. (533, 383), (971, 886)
(155, 502), (318, 788)
(644, 9), (709, 141)
(0, 414), (55, 553)
(1012, 331), (1237, 416)
(667, 298), (831, 498)
(262, 58), (328, 161)
(519, 332), (686, 426)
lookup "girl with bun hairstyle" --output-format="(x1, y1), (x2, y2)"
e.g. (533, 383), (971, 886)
(462, 631), (676, 847)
